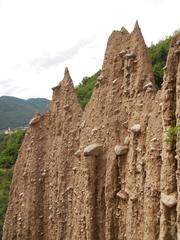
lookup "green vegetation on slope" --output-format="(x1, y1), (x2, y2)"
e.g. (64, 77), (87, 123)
(0, 169), (13, 239)
(165, 125), (180, 145)
(0, 130), (25, 238)
(0, 130), (25, 168)
(75, 70), (101, 109)
(148, 30), (179, 88)
(148, 36), (172, 88)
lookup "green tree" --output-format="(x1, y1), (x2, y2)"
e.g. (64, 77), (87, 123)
(75, 70), (101, 109)
(0, 130), (25, 238)
(148, 36), (172, 88)
(0, 130), (25, 168)
(165, 126), (180, 145)
(0, 169), (13, 239)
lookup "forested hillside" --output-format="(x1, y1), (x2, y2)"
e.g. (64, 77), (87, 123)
(0, 130), (25, 238)
(0, 97), (49, 131)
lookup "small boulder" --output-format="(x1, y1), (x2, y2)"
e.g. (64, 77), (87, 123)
(125, 51), (136, 58)
(124, 136), (130, 145)
(112, 78), (118, 85)
(29, 112), (41, 126)
(119, 50), (126, 56)
(130, 124), (141, 133)
(64, 104), (70, 111)
(91, 127), (98, 135)
(74, 149), (81, 157)
(97, 74), (103, 81)
(114, 145), (129, 156)
(143, 82), (153, 90)
(151, 138), (157, 142)
(116, 190), (128, 200)
(161, 192), (177, 208)
(146, 87), (154, 93)
(175, 49), (180, 54)
(84, 143), (103, 157)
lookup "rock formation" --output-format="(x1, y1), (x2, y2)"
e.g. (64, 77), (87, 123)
(3, 22), (180, 240)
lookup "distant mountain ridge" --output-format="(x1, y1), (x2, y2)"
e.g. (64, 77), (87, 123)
(0, 96), (50, 130)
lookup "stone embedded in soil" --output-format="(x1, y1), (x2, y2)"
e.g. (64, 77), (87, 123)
(130, 124), (141, 133)
(64, 105), (70, 111)
(74, 149), (81, 157)
(146, 87), (154, 93)
(125, 51), (136, 59)
(161, 192), (177, 208)
(114, 145), (129, 156)
(29, 112), (41, 126)
(97, 74), (103, 81)
(124, 136), (130, 145)
(116, 190), (128, 200)
(143, 82), (153, 90)
(119, 50), (126, 56)
(84, 143), (103, 156)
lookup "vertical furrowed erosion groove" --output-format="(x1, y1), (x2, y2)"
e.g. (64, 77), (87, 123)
(86, 153), (106, 240)
(94, 155), (106, 240)
(116, 154), (128, 240)
(175, 40), (180, 239)
(160, 37), (180, 240)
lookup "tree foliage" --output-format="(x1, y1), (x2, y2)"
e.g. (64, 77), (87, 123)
(75, 70), (101, 109)
(148, 29), (180, 89)
(165, 126), (180, 145)
(0, 130), (25, 238)
(148, 36), (172, 88)
(0, 169), (13, 239)
(0, 130), (25, 168)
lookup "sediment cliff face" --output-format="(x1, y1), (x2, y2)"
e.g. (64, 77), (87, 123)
(3, 23), (180, 240)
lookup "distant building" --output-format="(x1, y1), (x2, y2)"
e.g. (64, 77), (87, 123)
(4, 126), (27, 135)
(4, 128), (16, 135)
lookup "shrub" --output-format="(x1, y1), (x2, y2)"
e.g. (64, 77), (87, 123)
(75, 70), (101, 109)
(165, 126), (180, 144)
(0, 130), (25, 168)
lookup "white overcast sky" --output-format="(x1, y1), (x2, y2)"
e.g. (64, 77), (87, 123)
(0, 0), (179, 99)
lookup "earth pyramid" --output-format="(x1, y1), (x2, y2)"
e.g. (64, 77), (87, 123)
(3, 22), (180, 240)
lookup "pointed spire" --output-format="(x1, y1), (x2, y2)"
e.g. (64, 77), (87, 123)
(132, 20), (143, 38)
(130, 20), (146, 48)
(51, 67), (75, 102)
(64, 67), (70, 79)
(63, 66), (73, 85)
(133, 20), (141, 32)
(52, 67), (73, 91)
(130, 21), (155, 89)
(120, 27), (129, 35)
(49, 66), (82, 115)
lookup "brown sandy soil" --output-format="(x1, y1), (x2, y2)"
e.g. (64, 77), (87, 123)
(3, 22), (180, 240)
